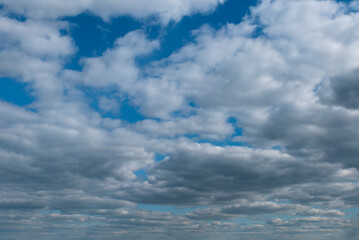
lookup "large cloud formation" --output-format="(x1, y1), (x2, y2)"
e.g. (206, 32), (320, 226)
(0, 0), (359, 239)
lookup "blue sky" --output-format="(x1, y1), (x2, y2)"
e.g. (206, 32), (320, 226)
(1, 0), (359, 239)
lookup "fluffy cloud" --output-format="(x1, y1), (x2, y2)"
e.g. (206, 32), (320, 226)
(1, 0), (359, 239)
(0, 0), (225, 23)
(0, 17), (73, 59)
(0, 16), (75, 108)
(116, 0), (359, 170)
(0, 101), (155, 184)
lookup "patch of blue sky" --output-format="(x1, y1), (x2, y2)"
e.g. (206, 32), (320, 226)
(137, 204), (206, 215)
(342, 208), (359, 218)
(338, 0), (356, 2)
(0, 77), (35, 106)
(119, 99), (145, 123)
(227, 116), (243, 136)
(194, 117), (251, 147)
(1, 7), (27, 22)
(251, 17), (267, 38)
(134, 169), (148, 181)
(79, 86), (145, 123)
(140, 0), (258, 63)
(155, 153), (168, 162)
(134, 153), (168, 180)
(63, 14), (142, 70)
(197, 138), (252, 148)
(64, 0), (258, 70)
(271, 145), (282, 151)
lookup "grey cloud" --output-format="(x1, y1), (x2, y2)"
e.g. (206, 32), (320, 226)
(0, 199), (43, 210)
(119, 145), (348, 205)
(345, 218), (359, 240)
(0, 208), (239, 240)
(243, 103), (359, 170)
(133, 109), (234, 140)
(341, 187), (359, 206)
(267, 181), (359, 208)
(0, 101), (157, 220)
(0, 102), (153, 185)
(1, 0), (359, 239)
(186, 202), (345, 220)
(45, 190), (135, 213)
(266, 216), (347, 228)
(318, 68), (359, 109)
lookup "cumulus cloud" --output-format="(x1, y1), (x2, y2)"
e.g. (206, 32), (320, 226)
(0, 0), (225, 23)
(79, 30), (159, 87)
(0, 102), (155, 183)
(1, 0), (359, 239)
(318, 68), (359, 109)
(0, 17), (74, 59)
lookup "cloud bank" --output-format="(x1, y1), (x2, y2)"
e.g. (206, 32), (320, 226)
(0, 0), (359, 239)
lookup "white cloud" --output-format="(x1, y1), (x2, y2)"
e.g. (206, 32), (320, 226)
(0, 0), (225, 23)
(0, 17), (74, 58)
(1, 0), (359, 239)
(133, 108), (233, 139)
(98, 95), (121, 114)
(0, 16), (76, 107)
(79, 30), (159, 87)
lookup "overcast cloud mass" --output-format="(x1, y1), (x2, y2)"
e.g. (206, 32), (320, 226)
(1, 0), (359, 239)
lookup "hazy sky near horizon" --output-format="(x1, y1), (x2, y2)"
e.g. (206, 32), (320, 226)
(1, 0), (359, 239)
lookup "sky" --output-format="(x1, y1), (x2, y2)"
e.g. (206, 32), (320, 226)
(1, 0), (359, 239)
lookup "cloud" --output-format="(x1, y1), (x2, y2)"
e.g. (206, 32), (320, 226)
(186, 201), (345, 220)
(117, 144), (354, 206)
(0, 17), (74, 59)
(0, 0), (225, 23)
(1, 0), (359, 239)
(318, 68), (359, 110)
(79, 30), (159, 87)
(0, 16), (76, 108)
(0, 101), (155, 193)
(98, 95), (121, 114)
(70, 0), (359, 146)
(345, 218), (359, 240)
(133, 109), (234, 139)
